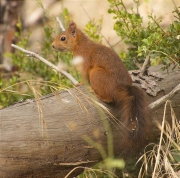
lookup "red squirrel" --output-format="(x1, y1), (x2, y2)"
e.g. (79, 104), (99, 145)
(52, 21), (150, 154)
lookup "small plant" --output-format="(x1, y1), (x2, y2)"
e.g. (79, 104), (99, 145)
(68, 99), (125, 178)
(108, 0), (180, 70)
(84, 17), (103, 43)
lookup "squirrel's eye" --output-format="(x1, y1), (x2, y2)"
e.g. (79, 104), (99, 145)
(60, 36), (66, 41)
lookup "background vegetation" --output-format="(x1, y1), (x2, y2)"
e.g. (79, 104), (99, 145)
(0, 0), (180, 177)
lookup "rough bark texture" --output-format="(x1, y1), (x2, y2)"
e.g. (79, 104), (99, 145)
(0, 65), (180, 178)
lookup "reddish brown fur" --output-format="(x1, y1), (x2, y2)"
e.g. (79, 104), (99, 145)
(52, 21), (150, 155)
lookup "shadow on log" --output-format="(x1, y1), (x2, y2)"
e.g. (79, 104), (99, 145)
(0, 65), (180, 177)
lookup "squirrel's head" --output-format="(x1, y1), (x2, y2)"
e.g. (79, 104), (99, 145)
(52, 21), (78, 52)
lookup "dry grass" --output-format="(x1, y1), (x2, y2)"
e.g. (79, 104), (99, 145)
(138, 100), (180, 178)
(63, 86), (125, 178)
(65, 166), (120, 178)
(0, 79), (67, 137)
(40, 86), (179, 178)
(0, 79), (67, 97)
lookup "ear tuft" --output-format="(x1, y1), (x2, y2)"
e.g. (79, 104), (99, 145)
(68, 21), (77, 37)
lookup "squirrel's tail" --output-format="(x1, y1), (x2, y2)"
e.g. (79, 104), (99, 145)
(114, 85), (150, 155)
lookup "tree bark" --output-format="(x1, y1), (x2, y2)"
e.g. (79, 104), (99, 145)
(0, 65), (180, 178)
(0, 0), (23, 69)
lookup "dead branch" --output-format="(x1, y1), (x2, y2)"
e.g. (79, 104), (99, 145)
(10, 43), (180, 113)
(56, 17), (65, 31)
(80, 4), (115, 50)
(140, 53), (150, 75)
(11, 44), (79, 85)
(149, 83), (180, 110)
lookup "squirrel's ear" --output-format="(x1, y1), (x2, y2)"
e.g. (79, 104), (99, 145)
(68, 21), (77, 37)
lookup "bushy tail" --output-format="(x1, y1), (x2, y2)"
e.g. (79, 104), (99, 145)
(114, 85), (150, 155)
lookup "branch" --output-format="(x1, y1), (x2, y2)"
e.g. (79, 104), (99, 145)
(133, 58), (141, 69)
(140, 53), (150, 75)
(56, 17), (65, 31)
(11, 44), (79, 85)
(149, 83), (180, 110)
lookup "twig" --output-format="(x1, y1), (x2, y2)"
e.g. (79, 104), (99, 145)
(149, 84), (180, 110)
(56, 17), (65, 31)
(172, 0), (178, 9)
(58, 160), (97, 166)
(80, 4), (114, 50)
(140, 53), (150, 75)
(133, 58), (141, 69)
(11, 44), (79, 85)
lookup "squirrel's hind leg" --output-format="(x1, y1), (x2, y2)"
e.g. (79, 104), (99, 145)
(89, 67), (115, 103)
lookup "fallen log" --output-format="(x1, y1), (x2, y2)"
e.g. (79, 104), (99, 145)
(0, 65), (179, 177)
